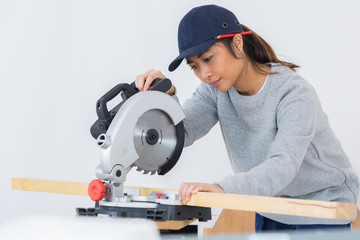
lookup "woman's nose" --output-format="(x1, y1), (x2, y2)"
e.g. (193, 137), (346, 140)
(200, 66), (213, 83)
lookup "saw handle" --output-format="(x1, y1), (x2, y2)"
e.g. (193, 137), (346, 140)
(96, 83), (136, 120)
(131, 78), (172, 93)
(91, 78), (173, 139)
(96, 78), (172, 120)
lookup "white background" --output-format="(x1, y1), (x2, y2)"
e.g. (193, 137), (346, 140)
(0, 0), (359, 225)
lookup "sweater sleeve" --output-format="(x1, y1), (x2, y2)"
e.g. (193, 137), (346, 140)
(181, 83), (219, 147)
(217, 80), (319, 196)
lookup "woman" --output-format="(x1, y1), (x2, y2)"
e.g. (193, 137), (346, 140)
(135, 4), (359, 231)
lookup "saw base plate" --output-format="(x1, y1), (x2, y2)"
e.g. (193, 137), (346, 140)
(76, 203), (211, 222)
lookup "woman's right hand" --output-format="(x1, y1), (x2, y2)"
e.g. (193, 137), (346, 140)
(179, 182), (224, 205)
(135, 69), (167, 91)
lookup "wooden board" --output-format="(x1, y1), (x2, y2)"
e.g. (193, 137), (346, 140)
(11, 178), (174, 196)
(203, 210), (255, 235)
(155, 219), (196, 230)
(12, 178), (358, 221)
(353, 209), (360, 229)
(186, 192), (357, 220)
(203, 208), (360, 235)
(11, 178), (89, 196)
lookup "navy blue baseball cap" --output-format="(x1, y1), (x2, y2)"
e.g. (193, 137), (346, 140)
(168, 5), (251, 72)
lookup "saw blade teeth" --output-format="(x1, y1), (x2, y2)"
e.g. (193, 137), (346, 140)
(135, 166), (155, 175)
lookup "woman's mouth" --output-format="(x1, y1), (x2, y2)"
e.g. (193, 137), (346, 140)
(211, 79), (221, 87)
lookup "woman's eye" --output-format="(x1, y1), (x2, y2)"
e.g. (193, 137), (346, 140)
(204, 56), (212, 62)
(190, 65), (197, 70)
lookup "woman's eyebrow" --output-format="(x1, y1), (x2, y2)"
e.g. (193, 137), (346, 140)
(186, 49), (211, 64)
(197, 49), (210, 59)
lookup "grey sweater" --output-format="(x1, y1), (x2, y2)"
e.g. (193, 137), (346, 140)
(180, 63), (359, 224)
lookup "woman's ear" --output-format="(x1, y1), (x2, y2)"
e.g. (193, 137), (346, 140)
(232, 34), (244, 55)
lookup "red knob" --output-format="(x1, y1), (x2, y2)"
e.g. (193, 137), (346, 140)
(88, 179), (106, 201)
(155, 192), (163, 198)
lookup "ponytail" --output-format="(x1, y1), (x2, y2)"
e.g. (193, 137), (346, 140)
(219, 24), (300, 73)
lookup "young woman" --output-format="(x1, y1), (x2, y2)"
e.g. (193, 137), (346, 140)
(135, 4), (359, 231)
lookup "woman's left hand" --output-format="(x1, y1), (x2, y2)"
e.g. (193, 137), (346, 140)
(178, 182), (224, 204)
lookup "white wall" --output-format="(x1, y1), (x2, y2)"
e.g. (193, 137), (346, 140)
(0, 0), (359, 224)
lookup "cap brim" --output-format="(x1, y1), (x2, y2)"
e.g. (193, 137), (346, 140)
(168, 38), (217, 72)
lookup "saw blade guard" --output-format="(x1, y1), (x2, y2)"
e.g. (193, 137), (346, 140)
(96, 90), (185, 182)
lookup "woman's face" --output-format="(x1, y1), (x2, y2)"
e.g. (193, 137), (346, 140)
(186, 41), (244, 92)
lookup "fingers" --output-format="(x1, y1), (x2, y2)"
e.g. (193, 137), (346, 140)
(179, 182), (188, 204)
(179, 182), (192, 204)
(178, 183), (204, 204)
(165, 84), (175, 96)
(178, 183), (226, 204)
(134, 74), (146, 91)
(135, 69), (166, 91)
(135, 69), (154, 91)
(143, 71), (157, 92)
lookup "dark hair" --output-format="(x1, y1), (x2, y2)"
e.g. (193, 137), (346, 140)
(219, 24), (300, 73)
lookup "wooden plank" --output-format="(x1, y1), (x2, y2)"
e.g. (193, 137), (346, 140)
(11, 178), (174, 197)
(203, 209), (360, 235)
(186, 192), (357, 220)
(203, 210), (255, 236)
(125, 185), (176, 196)
(353, 209), (360, 229)
(12, 178), (358, 220)
(11, 178), (89, 196)
(155, 219), (196, 230)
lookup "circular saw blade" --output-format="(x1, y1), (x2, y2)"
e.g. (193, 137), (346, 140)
(133, 109), (177, 174)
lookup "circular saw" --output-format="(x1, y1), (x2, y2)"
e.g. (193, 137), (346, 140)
(89, 78), (185, 201)
(78, 78), (211, 223)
